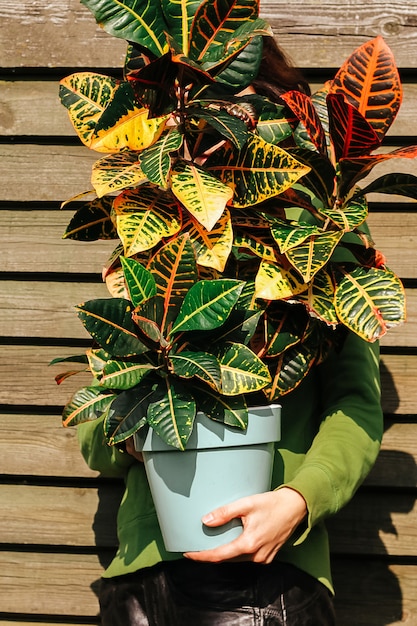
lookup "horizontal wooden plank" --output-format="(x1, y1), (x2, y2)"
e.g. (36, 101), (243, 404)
(1, 209), (416, 279)
(0, 280), (109, 339)
(1, 0), (416, 68)
(0, 551), (102, 616)
(1, 345), (414, 414)
(2, 143), (417, 204)
(328, 491), (417, 556)
(0, 550), (415, 624)
(0, 414), (98, 478)
(332, 560), (417, 626)
(0, 210), (114, 274)
(1, 415), (414, 487)
(1, 483), (414, 557)
(0, 484), (121, 547)
(2, 79), (417, 137)
(1, 279), (414, 346)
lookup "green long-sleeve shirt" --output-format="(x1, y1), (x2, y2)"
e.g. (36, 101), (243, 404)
(77, 331), (383, 593)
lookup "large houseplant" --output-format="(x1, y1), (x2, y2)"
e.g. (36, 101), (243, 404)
(55, 0), (413, 454)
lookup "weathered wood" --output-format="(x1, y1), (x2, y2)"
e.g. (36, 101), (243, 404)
(1, 279), (414, 346)
(2, 143), (417, 202)
(1, 209), (416, 278)
(1, 0), (416, 68)
(0, 550), (416, 624)
(0, 209), (114, 274)
(1, 415), (414, 486)
(332, 560), (417, 626)
(0, 414), (97, 478)
(1, 345), (415, 413)
(0, 484), (121, 547)
(0, 280), (109, 339)
(0, 483), (415, 556)
(2, 79), (416, 137)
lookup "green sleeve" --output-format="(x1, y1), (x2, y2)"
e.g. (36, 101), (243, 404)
(77, 415), (135, 478)
(284, 331), (383, 540)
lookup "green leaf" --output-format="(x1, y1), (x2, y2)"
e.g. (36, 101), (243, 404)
(335, 267), (406, 341)
(161, 0), (201, 56)
(101, 359), (156, 389)
(196, 386), (248, 428)
(121, 256), (157, 306)
(139, 129), (183, 187)
(147, 378), (196, 449)
(319, 196), (368, 231)
(206, 135), (310, 207)
(183, 209), (233, 272)
(296, 269), (338, 325)
(81, 0), (167, 57)
(114, 185), (182, 256)
(360, 173), (417, 200)
(62, 386), (116, 427)
(63, 197), (117, 241)
(270, 219), (321, 254)
(256, 103), (293, 145)
(170, 279), (244, 335)
(77, 298), (149, 357)
(169, 351), (221, 390)
(265, 342), (316, 399)
(217, 342), (271, 395)
(171, 160), (233, 231)
(189, 107), (249, 148)
(91, 152), (147, 197)
(104, 382), (155, 444)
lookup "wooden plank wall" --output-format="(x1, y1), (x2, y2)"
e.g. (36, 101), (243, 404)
(0, 0), (416, 623)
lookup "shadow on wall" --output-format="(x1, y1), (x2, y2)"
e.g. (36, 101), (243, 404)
(332, 359), (416, 625)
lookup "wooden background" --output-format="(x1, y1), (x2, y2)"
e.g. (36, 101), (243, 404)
(0, 0), (416, 623)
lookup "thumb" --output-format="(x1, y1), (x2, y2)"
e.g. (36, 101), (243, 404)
(202, 498), (248, 527)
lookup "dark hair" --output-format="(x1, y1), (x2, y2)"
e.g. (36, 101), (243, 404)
(252, 36), (310, 100)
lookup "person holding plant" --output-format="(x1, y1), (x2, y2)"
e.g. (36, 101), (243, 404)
(75, 37), (384, 625)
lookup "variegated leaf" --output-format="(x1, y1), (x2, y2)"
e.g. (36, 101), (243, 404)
(62, 386), (116, 427)
(217, 342), (271, 395)
(81, 0), (167, 57)
(189, 0), (259, 61)
(86, 348), (111, 380)
(92, 152), (147, 197)
(319, 196), (368, 231)
(206, 135), (310, 207)
(63, 197), (117, 241)
(234, 232), (276, 262)
(59, 72), (119, 147)
(254, 260), (308, 301)
(286, 230), (344, 282)
(90, 83), (168, 153)
(114, 185), (182, 256)
(171, 160), (233, 231)
(139, 129), (183, 188)
(170, 279), (244, 335)
(264, 342), (316, 399)
(147, 378), (196, 449)
(104, 382), (155, 444)
(189, 107), (249, 148)
(296, 269), (338, 324)
(121, 256), (157, 306)
(330, 36), (401, 141)
(256, 104), (293, 145)
(148, 236), (198, 333)
(101, 359), (156, 389)
(195, 386), (248, 428)
(270, 219), (321, 254)
(169, 351), (222, 390)
(105, 267), (129, 299)
(182, 210), (233, 272)
(77, 298), (149, 357)
(335, 267), (406, 341)
(161, 0), (201, 56)
(250, 305), (307, 358)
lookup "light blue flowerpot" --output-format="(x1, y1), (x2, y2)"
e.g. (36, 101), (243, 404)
(135, 404), (281, 553)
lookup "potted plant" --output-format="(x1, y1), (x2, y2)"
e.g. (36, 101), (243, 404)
(54, 0), (413, 549)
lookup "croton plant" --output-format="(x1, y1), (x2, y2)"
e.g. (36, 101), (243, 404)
(54, 0), (414, 450)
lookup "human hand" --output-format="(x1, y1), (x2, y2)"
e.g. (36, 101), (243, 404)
(125, 437), (144, 463)
(184, 487), (307, 564)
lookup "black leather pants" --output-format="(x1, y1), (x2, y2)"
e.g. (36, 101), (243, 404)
(99, 560), (336, 625)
